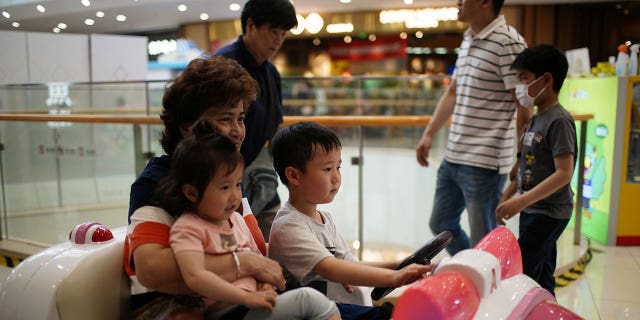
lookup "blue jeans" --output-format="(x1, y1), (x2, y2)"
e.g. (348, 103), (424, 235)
(519, 212), (569, 296)
(429, 160), (507, 255)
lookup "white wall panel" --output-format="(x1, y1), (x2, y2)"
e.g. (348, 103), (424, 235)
(0, 31), (29, 85)
(27, 32), (90, 83)
(90, 34), (148, 82)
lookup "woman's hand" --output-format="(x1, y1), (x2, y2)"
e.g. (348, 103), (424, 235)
(241, 290), (277, 311)
(237, 252), (286, 291)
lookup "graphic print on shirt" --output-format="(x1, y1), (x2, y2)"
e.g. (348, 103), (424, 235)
(522, 131), (543, 191)
(220, 233), (238, 252)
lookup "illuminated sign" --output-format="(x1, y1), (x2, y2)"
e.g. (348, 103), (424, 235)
(379, 7), (458, 29)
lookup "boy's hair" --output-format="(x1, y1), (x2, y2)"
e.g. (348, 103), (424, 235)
(492, 0), (504, 16)
(157, 120), (244, 217)
(511, 44), (569, 93)
(271, 122), (341, 186)
(160, 56), (258, 155)
(241, 0), (297, 34)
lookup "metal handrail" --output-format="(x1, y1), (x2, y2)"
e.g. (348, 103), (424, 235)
(0, 112), (593, 249)
(0, 113), (594, 125)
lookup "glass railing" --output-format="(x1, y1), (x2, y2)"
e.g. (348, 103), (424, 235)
(0, 76), (449, 259)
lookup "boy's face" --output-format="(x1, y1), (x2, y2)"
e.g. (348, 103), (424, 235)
(190, 164), (244, 225)
(195, 100), (246, 150)
(297, 145), (342, 205)
(515, 68), (548, 106)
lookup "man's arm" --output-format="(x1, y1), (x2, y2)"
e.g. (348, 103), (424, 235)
(416, 79), (457, 167)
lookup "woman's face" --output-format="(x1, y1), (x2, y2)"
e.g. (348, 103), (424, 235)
(183, 100), (246, 150)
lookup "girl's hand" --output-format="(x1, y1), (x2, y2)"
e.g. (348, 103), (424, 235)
(257, 282), (275, 291)
(241, 290), (277, 311)
(392, 263), (433, 287)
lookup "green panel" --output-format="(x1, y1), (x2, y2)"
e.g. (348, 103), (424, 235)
(559, 77), (618, 244)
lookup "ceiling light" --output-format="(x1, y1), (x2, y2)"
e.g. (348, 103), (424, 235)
(380, 7), (458, 29)
(344, 35), (352, 43)
(177, 4), (187, 12)
(434, 47), (448, 54)
(400, 32), (407, 39)
(2, 11), (10, 19)
(415, 31), (423, 38)
(200, 13), (209, 20)
(37, 5), (45, 13)
(312, 38), (321, 46)
(85, 18), (94, 25)
(404, 0), (413, 4)
(53, 27), (60, 33)
(368, 34), (376, 41)
(116, 14), (127, 22)
(81, 0), (91, 7)
(340, 0), (351, 3)
(96, 11), (104, 18)
(290, 14), (305, 35)
(326, 23), (353, 33)
(12, 22), (20, 28)
(229, 3), (241, 11)
(57, 23), (67, 29)
(305, 13), (324, 34)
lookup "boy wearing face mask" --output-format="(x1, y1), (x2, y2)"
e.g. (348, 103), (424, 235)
(495, 44), (575, 296)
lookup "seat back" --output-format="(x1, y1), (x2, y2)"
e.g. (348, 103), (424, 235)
(56, 227), (129, 319)
(0, 224), (129, 320)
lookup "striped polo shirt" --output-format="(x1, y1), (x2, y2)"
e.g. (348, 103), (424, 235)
(447, 15), (527, 174)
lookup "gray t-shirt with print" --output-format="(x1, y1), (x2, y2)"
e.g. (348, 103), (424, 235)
(518, 104), (577, 219)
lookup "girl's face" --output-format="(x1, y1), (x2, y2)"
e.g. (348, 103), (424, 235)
(297, 146), (342, 205)
(192, 100), (246, 150)
(191, 164), (244, 226)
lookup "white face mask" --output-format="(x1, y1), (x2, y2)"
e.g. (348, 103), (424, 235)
(515, 76), (545, 108)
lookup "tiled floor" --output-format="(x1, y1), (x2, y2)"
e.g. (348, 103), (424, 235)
(555, 240), (640, 319)
(2, 226), (639, 319)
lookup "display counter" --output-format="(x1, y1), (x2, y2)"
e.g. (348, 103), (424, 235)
(559, 76), (640, 245)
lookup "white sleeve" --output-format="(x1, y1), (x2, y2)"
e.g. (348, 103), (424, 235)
(269, 218), (333, 285)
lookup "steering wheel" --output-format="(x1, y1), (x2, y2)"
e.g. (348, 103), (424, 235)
(370, 231), (453, 301)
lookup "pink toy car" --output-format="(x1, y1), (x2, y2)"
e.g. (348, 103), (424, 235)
(391, 226), (584, 320)
(0, 223), (583, 320)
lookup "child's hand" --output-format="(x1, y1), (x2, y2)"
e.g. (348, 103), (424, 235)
(258, 282), (275, 291)
(241, 290), (277, 311)
(392, 263), (433, 287)
(342, 283), (354, 293)
(495, 196), (525, 225)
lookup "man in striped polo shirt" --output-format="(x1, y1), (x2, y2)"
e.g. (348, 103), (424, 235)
(415, 0), (531, 255)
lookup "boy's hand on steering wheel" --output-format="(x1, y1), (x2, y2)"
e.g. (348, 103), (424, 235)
(392, 263), (433, 287)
